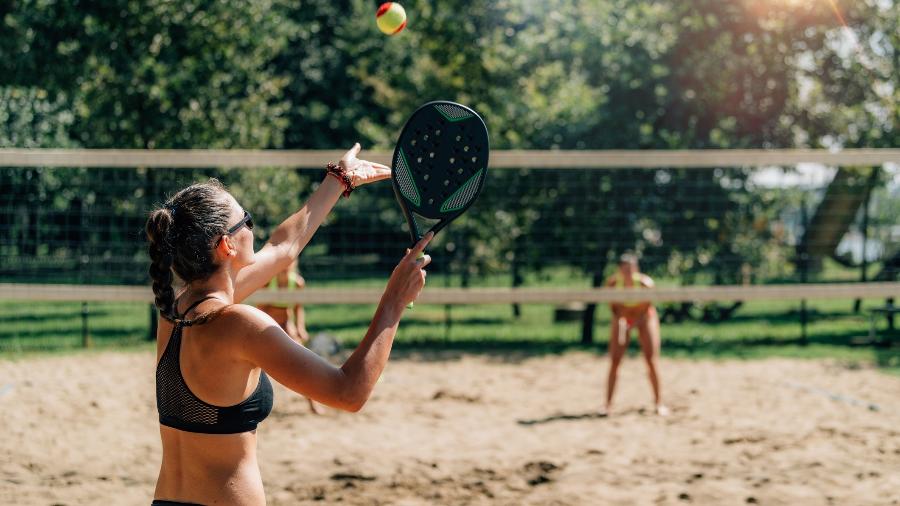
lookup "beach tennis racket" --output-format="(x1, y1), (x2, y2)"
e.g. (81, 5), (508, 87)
(391, 101), (490, 307)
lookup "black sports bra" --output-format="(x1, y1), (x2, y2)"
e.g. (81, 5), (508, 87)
(156, 297), (274, 434)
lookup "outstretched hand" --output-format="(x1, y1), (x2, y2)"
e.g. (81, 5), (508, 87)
(340, 142), (391, 187)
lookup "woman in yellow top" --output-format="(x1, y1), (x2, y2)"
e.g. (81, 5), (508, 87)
(604, 252), (668, 416)
(258, 258), (320, 413)
(259, 258), (308, 344)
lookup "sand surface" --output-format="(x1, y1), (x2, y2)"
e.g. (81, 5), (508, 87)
(1, 350), (899, 505)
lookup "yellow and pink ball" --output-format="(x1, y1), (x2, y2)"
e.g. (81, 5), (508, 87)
(376, 2), (407, 35)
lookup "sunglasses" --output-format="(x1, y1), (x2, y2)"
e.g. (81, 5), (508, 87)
(216, 210), (254, 246)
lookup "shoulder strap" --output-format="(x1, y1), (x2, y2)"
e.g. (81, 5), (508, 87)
(178, 295), (220, 320)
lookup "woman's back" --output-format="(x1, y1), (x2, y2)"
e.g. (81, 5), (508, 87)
(154, 302), (269, 505)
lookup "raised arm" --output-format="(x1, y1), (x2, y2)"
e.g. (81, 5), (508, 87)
(233, 175), (341, 303)
(233, 143), (390, 303)
(240, 234), (433, 412)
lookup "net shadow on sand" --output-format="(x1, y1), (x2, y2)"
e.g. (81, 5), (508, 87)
(516, 407), (649, 426)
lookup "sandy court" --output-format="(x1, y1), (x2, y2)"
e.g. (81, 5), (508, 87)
(1, 350), (899, 505)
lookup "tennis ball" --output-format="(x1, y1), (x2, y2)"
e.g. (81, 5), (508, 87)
(376, 2), (407, 35)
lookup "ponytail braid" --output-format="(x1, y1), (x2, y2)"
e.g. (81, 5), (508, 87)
(146, 208), (177, 321)
(145, 179), (233, 324)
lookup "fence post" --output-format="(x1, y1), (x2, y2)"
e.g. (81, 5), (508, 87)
(854, 167), (876, 313)
(81, 301), (92, 348)
(581, 270), (605, 345)
(799, 195), (809, 345)
(148, 305), (158, 341)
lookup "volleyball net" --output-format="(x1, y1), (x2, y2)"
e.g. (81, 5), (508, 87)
(1, 148), (898, 349)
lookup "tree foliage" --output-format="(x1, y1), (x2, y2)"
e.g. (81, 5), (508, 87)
(0, 0), (895, 290)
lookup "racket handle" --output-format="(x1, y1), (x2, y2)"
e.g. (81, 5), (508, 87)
(406, 251), (425, 309)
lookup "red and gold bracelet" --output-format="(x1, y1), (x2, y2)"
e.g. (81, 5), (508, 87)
(325, 162), (355, 198)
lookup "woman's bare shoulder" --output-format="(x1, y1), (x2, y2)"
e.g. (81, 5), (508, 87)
(213, 304), (280, 332)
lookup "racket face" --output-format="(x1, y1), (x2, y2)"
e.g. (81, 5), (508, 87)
(391, 101), (489, 241)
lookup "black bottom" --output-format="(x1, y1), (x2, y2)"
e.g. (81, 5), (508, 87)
(152, 501), (204, 506)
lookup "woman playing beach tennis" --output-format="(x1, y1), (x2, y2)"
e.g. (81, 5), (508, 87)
(146, 143), (432, 505)
(603, 252), (668, 416)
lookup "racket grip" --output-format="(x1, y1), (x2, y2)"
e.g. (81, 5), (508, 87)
(406, 251), (426, 309)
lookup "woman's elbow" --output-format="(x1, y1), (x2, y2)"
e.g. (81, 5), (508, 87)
(344, 399), (366, 413)
(339, 392), (369, 413)
(335, 381), (372, 413)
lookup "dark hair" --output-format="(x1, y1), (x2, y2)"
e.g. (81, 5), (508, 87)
(146, 179), (233, 321)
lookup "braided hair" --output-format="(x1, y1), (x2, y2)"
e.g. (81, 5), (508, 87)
(145, 179), (233, 322)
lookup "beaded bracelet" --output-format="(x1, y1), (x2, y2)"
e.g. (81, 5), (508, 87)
(325, 162), (354, 198)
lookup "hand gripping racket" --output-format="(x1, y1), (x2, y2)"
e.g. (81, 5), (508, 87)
(391, 101), (490, 307)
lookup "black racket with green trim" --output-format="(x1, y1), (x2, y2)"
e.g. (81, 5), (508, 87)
(391, 101), (490, 307)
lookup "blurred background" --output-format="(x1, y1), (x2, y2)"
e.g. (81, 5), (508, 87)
(0, 0), (897, 363)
